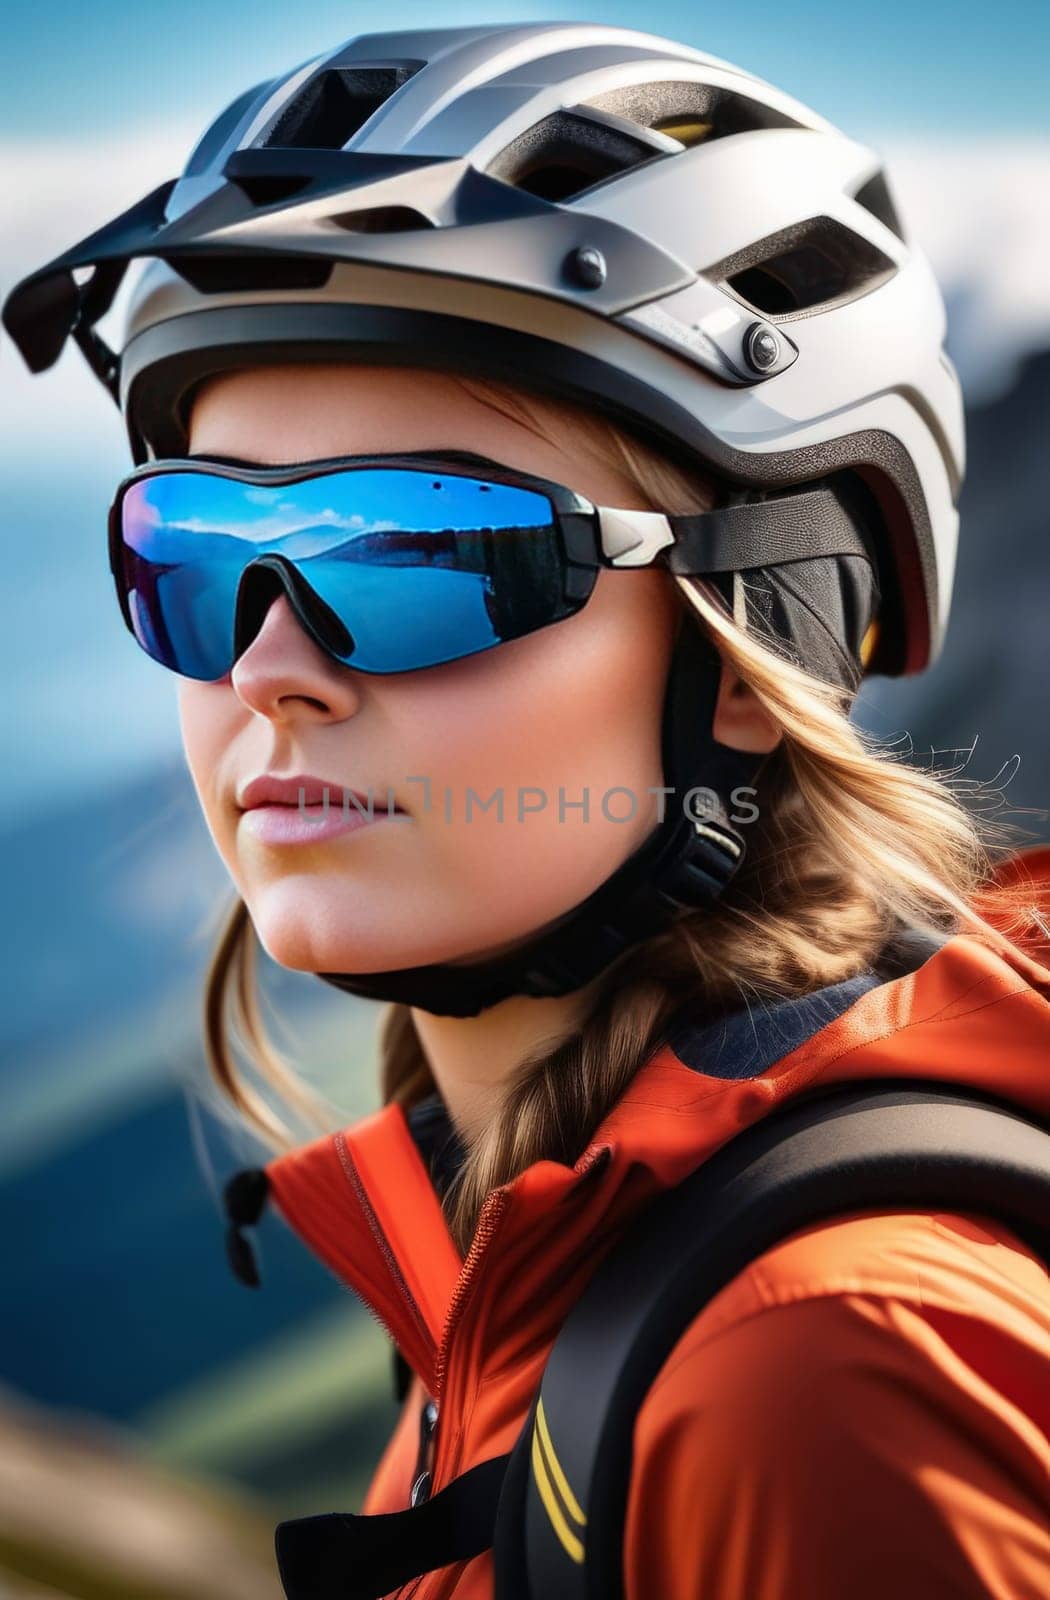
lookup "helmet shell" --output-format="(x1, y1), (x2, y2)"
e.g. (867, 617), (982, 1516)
(3, 21), (965, 674)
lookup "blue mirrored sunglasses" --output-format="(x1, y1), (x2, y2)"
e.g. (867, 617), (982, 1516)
(108, 449), (704, 681)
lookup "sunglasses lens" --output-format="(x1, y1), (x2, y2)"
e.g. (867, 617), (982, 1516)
(115, 466), (575, 679)
(118, 475), (246, 680)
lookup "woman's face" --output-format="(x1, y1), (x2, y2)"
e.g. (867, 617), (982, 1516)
(180, 363), (685, 976)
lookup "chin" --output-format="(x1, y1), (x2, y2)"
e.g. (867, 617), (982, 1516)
(245, 890), (448, 975)
(247, 884), (547, 977)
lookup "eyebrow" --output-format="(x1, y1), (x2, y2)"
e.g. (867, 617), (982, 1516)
(184, 451), (290, 469)
(184, 447), (516, 469)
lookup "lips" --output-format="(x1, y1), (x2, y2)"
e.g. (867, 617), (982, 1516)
(237, 773), (403, 811)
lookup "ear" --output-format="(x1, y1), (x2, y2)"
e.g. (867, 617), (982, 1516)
(711, 657), (783, 754)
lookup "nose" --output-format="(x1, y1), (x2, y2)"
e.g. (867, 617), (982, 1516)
(230, 579), (363, 723)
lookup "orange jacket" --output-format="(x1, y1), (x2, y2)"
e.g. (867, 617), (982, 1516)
(265, 853), (1050, 1600)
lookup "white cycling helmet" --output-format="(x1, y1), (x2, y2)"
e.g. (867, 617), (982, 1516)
(5, 18), (962, 676)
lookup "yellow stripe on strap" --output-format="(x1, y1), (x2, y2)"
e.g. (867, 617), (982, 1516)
(531, 1396), (586, 1564)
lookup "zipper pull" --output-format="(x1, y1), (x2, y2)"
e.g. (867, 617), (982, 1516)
(410, 1397), (439, 1506)
(222, 1167), (270, 1287)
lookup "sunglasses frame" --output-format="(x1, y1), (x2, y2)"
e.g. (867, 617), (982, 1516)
(107, 448), (682, 677)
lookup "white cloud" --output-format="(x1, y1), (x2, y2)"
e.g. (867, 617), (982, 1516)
(875, 135), (1050, 402)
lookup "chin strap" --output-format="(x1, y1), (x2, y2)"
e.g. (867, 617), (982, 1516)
(315, 618), (765, 1017)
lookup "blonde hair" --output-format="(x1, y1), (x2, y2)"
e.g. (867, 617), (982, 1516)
(200, 373), (1043, 1254)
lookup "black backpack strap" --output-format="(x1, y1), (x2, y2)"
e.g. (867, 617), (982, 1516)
(492, 1079), (1050, 1600)
(275, 1453), (510, 1599)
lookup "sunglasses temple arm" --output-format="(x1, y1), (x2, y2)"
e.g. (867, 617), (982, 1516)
(595, 507), (676, 568)
(590, 487), (875, 576)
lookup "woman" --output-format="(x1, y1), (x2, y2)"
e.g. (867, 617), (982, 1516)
(5, 20), (1048, 1600)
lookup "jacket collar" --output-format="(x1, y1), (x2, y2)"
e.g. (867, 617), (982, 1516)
(256, 920), (1050, 1400)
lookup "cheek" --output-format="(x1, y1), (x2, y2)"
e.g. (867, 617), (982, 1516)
(404, 571), (677, 907)
(177, 681), (241, 857)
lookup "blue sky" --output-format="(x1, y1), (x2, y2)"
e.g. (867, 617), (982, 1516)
(3, 0), (1048, 141)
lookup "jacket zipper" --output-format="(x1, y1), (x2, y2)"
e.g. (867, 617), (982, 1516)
(425, 1149), (610, 1498)
(333, 1131), (435, 1363)
(433, 1185), (511, 1405)
(410, 1395), (440, 1507)
(390, 1194), (512, 1599)
(429, 1185), (512, 1491)
(352, 1152), (608, 1596)
(391, 1191), (511, 1599)
(332, 1135), (511, 1513)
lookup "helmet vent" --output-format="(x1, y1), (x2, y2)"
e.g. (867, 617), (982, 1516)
(260, 64), (423, 150)
(227, 172), (313, 206)
(851, 169), (906, 242)
(329, 205), (434, 234)
(715, 217), (897, 316)
(486, 109), (663, 202)
(165, 254), (333, 294)
(582, 80), (806, 145)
